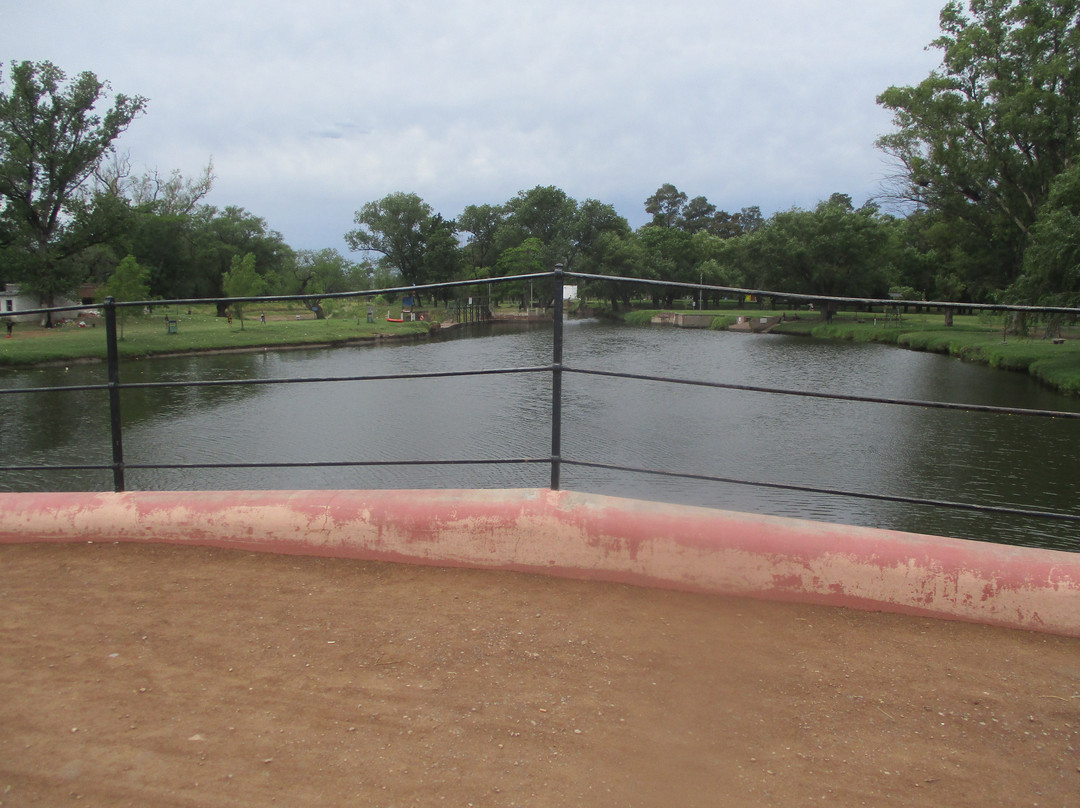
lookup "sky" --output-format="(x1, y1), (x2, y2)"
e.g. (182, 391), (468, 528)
(2, 0), (947, 255)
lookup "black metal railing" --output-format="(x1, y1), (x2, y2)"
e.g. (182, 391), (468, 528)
(2, 270), (1079, 532)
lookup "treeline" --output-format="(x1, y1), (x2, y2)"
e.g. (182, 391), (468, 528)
(4, 2), (1080, 316)
(342, 184), (922, 313)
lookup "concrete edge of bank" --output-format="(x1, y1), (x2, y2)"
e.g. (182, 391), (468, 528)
(1, 488), (1078, 638)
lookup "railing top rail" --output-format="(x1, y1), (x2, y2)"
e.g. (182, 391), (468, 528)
(5, 269), (1080, 317)
(565, 271), (1080, 316)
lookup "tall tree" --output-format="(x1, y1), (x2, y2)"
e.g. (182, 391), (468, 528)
(0, 61), (146, 322)
(1014, 161), (1080, 306)
(569, 199), (631, 272)
(497, 185), (577, 270)
(644, 183), (688, 228)
(345, 192), (439, 288)
(876, 1), (1080, 291)
(456, 203), (506, 272)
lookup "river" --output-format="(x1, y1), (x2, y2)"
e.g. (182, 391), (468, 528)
(2, 319), (1078, 552)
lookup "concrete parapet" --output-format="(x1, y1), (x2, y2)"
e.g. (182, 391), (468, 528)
(1, 488), (1078, 637)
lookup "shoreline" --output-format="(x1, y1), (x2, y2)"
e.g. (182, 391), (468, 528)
(614, 308), (1080, 398)
(5, 310), (1079, 400)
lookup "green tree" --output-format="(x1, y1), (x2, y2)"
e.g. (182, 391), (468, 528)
(195, 206), (290, 313)
(221, 252), (265, 330)
(877, 0), (1080, 292)
(496, 186), (578, 270)
(494, 237), (547, 307)
(637, 225), (695, 306)
(576, 230), (644, 310)
(0, 61), (146, 323)
(345, 192), (438, 289)
(277, 248), (369, 318)
(102, 254), (149, 339)
(1014, 162), (1080, 306)
(456, 203), (506, 273)
(644, 183), (688, 228)
(721, 195), (892, 316)
(569, 199), (631, 272)
(420, 214), (464, 300)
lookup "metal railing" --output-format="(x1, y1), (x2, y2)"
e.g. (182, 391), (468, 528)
(2, 270), (1080, 532)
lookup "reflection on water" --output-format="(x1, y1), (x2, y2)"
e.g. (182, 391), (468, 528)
(1, 320), (1078, 552)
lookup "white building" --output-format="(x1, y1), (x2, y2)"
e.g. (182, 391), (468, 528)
(2, 284), (98, 324)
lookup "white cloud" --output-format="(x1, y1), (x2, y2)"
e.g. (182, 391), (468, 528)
(2, 0), (946, 250)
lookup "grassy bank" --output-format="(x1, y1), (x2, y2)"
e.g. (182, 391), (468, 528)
(620, 308), (1080, 397)
(0, 303), (433, 368)
(6, 301), (1079, 397)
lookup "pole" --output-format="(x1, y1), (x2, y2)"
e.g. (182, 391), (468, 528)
(104, 297), (126, 492)
(550, 265), (564, 490)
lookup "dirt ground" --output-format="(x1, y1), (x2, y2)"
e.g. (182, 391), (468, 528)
(0, 542), (1077, 808)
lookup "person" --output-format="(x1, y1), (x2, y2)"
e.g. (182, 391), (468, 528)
(260, 312), (266, 324)
(5, 320), (12, 338)
(227, 311), (233, 326)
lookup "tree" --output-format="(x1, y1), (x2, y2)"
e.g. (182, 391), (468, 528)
(719, 195), (892, 316)
(96, 153), (215, 216)
(195, 206), (291, 313)
(637, 225), (696, 306)
(420, 214), (464, 299)
(345, 192), (438, 288)
(494, 237), (547, 307)
(101, 254), (149, 339)
(281, 248), (364, 296)
(221, 252), (265, 330)
(0, 61), (146, 323)
(457, 203), (506, 272)
(645, 183), (688, 228)
(876, 1), (1080, 291)
(569, 199), (631, 272)
(496, 186), (577, 270)
(1013, 162), (1080, 306)
(681, 196), (718, 234)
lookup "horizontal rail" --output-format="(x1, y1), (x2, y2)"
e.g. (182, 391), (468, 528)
(564, 460), (1080, 525)
(0, 366), (552, 396)
(1, 458), (551, 473)
(563, 367), (1080, 420)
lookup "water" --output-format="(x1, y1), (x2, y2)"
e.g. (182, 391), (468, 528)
(2, 319), (1078, 552)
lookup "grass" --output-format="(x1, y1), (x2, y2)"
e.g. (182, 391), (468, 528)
(0, 302), (434, 368)
(618, 306), (1080, 397)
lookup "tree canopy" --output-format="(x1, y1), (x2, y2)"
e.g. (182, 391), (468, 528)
(877, 0), (1080, 299)
(0, 60), (146, 319)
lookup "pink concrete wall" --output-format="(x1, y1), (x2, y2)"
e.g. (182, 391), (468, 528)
(1, 488), (1078, 637)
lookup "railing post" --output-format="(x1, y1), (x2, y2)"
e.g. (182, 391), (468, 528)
(103, 297), (126, 492)
(550, 265), (564, 490)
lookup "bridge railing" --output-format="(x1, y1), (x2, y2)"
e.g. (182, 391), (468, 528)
(2, 270), (1079, 536)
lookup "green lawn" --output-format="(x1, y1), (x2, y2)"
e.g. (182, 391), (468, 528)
(0, 303), (433, 367)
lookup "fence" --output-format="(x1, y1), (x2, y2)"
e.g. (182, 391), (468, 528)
(2, 269), (1080, 537)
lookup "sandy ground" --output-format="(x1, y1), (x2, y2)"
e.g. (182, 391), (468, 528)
(0, 541), (1077, 808)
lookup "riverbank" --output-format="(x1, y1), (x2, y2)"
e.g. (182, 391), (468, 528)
(5, 303), (1080, 398)
(0, 306), (436, 368)
(620, 308), (1080, 397)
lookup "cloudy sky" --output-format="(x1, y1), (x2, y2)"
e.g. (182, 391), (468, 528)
(3, 0), (946, 253)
